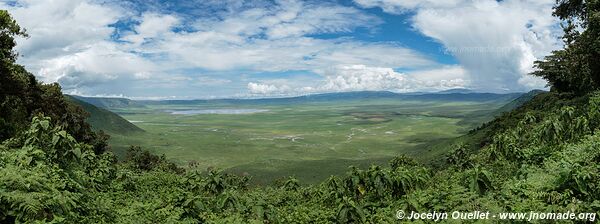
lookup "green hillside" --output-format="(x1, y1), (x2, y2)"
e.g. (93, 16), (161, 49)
(422, 90), (565, 164)
(492, 89), (545, 116)
(65, 95), (143, 134)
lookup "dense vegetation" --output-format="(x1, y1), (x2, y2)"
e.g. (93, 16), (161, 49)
(1, 0), (600, 222)
(0, 10), (108, 155)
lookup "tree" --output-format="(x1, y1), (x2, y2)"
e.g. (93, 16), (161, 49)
(0, 10), (27, 62)
(532, 0), (600, 94)
(0, 10), (31, 140)
(0, 10), (108, 153)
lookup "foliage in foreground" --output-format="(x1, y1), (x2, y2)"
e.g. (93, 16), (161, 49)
(1, 91), (600, 223)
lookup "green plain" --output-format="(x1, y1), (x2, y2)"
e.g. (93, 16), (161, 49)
(108, 99), (506, 184)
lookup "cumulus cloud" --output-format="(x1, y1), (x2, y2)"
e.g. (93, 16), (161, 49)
(37, 42), (157, 88)
(355, 0), (562, 91)
(7, 0), (122, 58)
(320, 65), (411, 92)
(2, 0), (158, 90)
(248, 82), (291, 95)
(246, 64), (470, 96)
(121, 13), (179, 46)
(407, 65), (469, 90)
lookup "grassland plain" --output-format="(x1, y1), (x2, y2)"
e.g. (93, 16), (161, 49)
(105, 96), (515, 184)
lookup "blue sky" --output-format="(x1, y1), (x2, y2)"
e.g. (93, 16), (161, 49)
(1, 0), (563, 99)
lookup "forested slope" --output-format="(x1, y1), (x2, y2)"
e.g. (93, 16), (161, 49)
(492, 89), (545, 116)
(65, 96), (144, 134)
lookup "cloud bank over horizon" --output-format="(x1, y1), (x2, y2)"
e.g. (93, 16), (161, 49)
(1, 0), (562, 99)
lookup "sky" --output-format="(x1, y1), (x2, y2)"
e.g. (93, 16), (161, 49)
(1, 0), (564, 99)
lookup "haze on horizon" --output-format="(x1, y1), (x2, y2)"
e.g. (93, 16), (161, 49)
(1, 0), (563, 99)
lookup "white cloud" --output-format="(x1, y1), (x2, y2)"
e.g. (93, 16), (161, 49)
(8, 0), (122, 58)
(320, 65), (411, 92)
(264, 1), (379, 39)
(38, 42), (157, 88)
(194, 0), (380, 39)
(518, 75), (548, 89)
(354, 0), (466, 12)
(1, 0), (157, 90)
(355, 0), (561, 92)
(194, 76), (232, 86)
(2, 0), (437, 98)
(407, 65), (470, 90)
(247, 82), (291, 95)
(246, 64), (470, 96)
(128, 1), (432, 73)
(121, 13), (179, 46)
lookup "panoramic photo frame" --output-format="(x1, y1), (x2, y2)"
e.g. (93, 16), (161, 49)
(0, 0), (598, 223)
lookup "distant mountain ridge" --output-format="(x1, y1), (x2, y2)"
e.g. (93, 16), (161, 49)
(436, 88), (474, 94)
(73, 90), (526, 108)
(71, 95), (143, 109)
